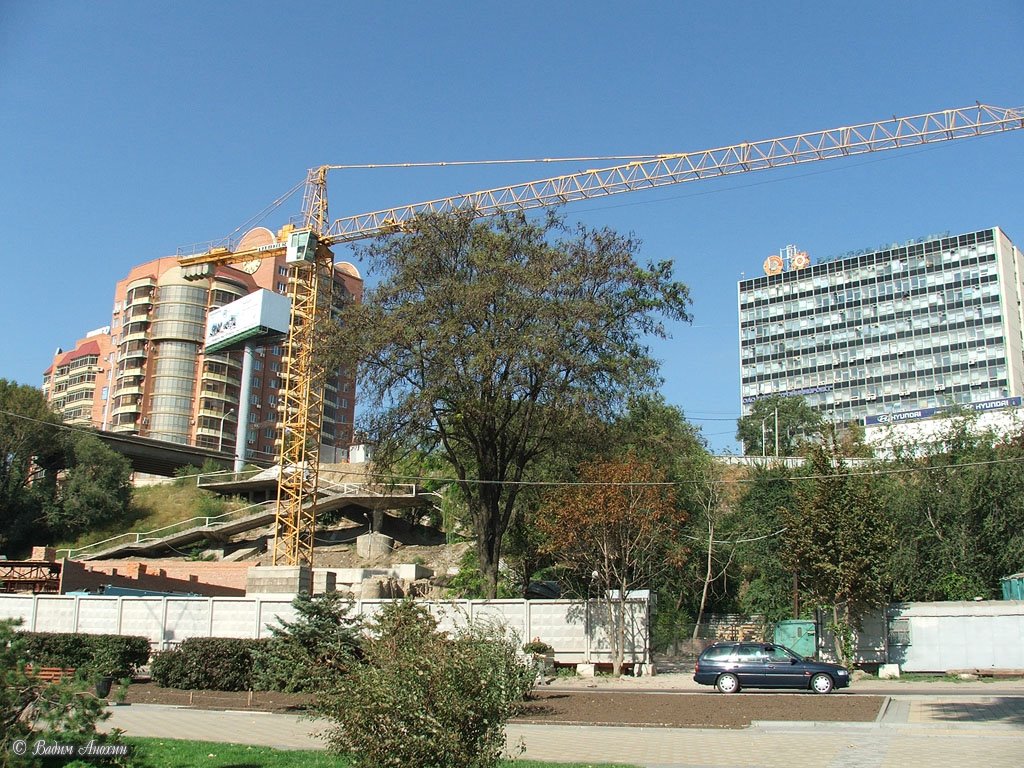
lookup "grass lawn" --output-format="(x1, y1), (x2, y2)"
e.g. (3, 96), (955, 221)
(53, 480), (248, 553)
(126, 737), (639, 768)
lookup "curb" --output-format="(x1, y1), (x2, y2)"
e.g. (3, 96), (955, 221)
(751, 719), (1022, 732)
(875, 695), (893, 722)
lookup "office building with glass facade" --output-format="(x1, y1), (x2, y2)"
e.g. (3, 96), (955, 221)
(738, 227), (1024, 432)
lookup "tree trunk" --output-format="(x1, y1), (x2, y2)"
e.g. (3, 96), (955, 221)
(476, 534), (500, 599)
(611, 595), (625, 677)
(692, 523), (714, 640)
(471, 484), (504, 599)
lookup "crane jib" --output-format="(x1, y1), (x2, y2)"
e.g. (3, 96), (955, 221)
(177, 102), (1024, 569)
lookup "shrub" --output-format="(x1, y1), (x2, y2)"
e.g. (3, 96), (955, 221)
(150, 637), (267, 691)
(315, 600), (534, 768)
(252, 591), (362, 693)
(522, 638), (553, 655)
(19, 632), (95, 669)
(84, 635), (151, 679)
(18, 632), (150, 679)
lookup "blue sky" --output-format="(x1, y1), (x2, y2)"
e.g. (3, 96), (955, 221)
(1, 1), (1022, 452)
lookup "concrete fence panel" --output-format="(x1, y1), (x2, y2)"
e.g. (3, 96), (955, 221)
(0, 594), (649, 663)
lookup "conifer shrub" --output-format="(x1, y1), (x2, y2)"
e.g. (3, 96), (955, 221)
(1, 620), (127, 766)
(251, 591), (362, 693)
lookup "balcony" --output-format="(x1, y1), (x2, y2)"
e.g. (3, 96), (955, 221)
(116, 365), (146, 381)
(201, 370), (242, 387)
(66, 379), (96, 395)
(122, 327), (149, 344)
(114, 384), (143, 398)
(111, 401), (142, 418)
(127, 276), (156, 292)
(197, 406), (236, 422)
(119, 346), (147, 364)
(200, 388), (236, 404)
(196, 425), (237, 441)
(126, 304), (152, 321)
(126, 290), (154, 308)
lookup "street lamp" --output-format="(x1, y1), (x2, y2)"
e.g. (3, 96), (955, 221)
(217, 408), (235, 453)
(760, 407), (780, 458)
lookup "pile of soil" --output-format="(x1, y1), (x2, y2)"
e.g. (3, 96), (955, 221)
(122, 683), (884, 729)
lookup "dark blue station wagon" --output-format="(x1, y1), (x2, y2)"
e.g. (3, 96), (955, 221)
(693, 642), (850, 694)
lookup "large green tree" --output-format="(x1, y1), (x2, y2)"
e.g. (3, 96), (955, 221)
(46, 431), (133, 538)
(335, 211), (691, 597)
(783, 430), (894, 664)
(733, 464), (800, 622)
(885, 417), (1024, 600)
(736, 395), (823, 457)
(0, 380), (133, 555)
(0, 380), (62, 554)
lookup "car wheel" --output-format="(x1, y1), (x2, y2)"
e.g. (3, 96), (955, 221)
(715, 673), (740, 694)
(810, 673), (834, 694)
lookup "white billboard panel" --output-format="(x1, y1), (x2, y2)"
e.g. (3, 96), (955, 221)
(205, 289), (291, 353)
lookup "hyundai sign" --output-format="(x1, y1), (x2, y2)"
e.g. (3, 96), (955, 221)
(864, 397), (1022, 426)
(205, 290), (291, 353)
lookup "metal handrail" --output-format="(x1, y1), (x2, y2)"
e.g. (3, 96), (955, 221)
(194, 468), (267, 486)
(58, 500), (274, 560)
(317, 477), (417, 497)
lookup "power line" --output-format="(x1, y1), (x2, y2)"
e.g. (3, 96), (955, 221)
(4, 407), (1022, 487)
(351, 453), (1024, 488)
(679, 528), (789, 545)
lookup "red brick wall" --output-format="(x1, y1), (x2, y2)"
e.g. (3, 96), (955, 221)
(60, 560), (253, 597)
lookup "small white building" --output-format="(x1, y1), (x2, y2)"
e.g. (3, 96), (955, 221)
(864, 400), (1023, 456)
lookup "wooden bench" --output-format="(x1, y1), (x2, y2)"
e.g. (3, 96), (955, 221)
(25, 666), (77, 684)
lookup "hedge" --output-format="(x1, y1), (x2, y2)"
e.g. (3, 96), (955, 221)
(150, 637), (268, 691)
(18, 631), (151, 678)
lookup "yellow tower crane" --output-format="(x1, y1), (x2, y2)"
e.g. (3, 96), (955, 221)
(179, 102), (1024, 569)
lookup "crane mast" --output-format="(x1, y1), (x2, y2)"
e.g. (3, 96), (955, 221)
(179, 102), (1024, 569)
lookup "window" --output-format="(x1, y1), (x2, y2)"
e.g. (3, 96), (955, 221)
(888, 618), (912, 646)
(765, 646), (793, 662)
(701, 646), (735, 661)
(734, 646), (763, 662)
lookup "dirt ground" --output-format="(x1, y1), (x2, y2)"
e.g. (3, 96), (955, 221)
(122, 682), (884, 729)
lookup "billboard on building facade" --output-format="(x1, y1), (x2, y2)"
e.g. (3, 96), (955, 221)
(864, 397), (1023, 426)
(205, 289), (291, 353)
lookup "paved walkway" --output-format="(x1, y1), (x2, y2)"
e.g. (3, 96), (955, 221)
(101, 687), (1024, 767)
